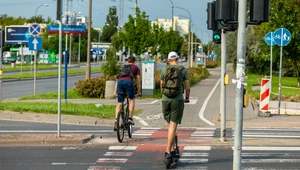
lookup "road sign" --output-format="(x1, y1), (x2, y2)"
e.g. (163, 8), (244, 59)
(274, 28), (291, 46)
(264, 32), (275, 46)
(28, 37), (42, 51)
(5, 26), (30, 44)
(29, 23), (42, 36)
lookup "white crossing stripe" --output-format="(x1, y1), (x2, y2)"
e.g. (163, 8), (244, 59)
(242, 159), (300, 163)
(104, 152), (133, 157)
(190, 134), (214, 137)
(242, 153), (290, 157)
(240, 147), (300, 151)
(182, 152), (209, 157)
(184, 146), (211, 151)
(97, 158), (127, 163)
(175, 167), (207, 170)
(196, 128), (216, 131)
(88, 166), (121, 170)
(108, 146), (137, 151)
(179, 159), (208, 163)
(140, 127), (161, 130)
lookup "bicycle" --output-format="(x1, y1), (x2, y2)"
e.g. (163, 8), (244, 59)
(165, 132), (180, 169)
(116, 92), (133, 143)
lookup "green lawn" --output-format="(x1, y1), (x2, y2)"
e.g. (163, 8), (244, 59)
(3, 68), (102, 79)
(0, 102), (142, 119)
(19, 89), (83, 100)
(2, 64), (58, 72)
(245, 73), (300, 100)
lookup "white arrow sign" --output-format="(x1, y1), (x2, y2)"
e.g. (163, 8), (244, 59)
(32, 38), (38, 50)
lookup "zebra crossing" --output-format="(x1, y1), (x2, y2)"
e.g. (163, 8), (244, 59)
(87, 127), (215, 170)
(232, 127), (300, 139)
(240, 147), (300, 170)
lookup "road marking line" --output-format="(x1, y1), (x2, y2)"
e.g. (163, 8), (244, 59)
(242, 159), (300, 163)
(97, 158), (127, 163)
(237, 147), (300, 151)
(190, 134), (214, 137)
(198, 79), (220, 126)
(140, 127), (161, 130)
(0, 130), (114, 133)
(88, 166), (121, 170)
(242, 153), (290, 157)
(133, 116), (149, 126)
(235, 134), (300, 138)
(150, 100), (159, 104)
(52, 162), (67, 165)
(184, 146), (211, 151)
(179, 159), (208, 163)
(196, 128), (216, 131)
(108, 146), (137, 151)
(104, 152), (133, 157)
(174, 167), (207, 170)
(182, 153), (209, 157)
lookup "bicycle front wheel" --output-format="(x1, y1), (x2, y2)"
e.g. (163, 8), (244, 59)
(117, 111), (125, 143)
(128, 123), (132, 138)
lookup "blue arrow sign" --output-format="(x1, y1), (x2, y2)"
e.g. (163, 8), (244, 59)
(28, 37), (42, 50)
(274, 28), (291, 46)
(265, 32), (275, 46)
(29, 23), (42, 36)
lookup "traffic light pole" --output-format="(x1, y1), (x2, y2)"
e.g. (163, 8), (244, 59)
(233, 0), (247, 169)
(220, 29), (227, 142)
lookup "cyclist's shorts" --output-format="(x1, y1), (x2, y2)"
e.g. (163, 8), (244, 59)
(117, 80), (135, 102)
(162, 100), (184, 124)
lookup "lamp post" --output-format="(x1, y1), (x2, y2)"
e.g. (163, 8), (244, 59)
(168, 0), (174, 30)
(35, 4), (49, 22)
(174, 6), (192, 67)
(77, 12), (82, 67)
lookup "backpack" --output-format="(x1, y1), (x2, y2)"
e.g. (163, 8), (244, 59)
(162, 66), (185, 98)
(118, 64), (135, 79)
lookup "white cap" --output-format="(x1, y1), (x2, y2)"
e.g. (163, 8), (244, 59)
(168, 51), (179, 59)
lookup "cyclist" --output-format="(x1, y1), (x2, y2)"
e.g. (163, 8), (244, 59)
(160, 51), (190, 161)
(113, 55), (141, 131)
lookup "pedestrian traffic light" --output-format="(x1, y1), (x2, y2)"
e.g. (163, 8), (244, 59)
(213, 30), (221, 44)
(56, 0), (62, 20)
(250, 0), (270, 23)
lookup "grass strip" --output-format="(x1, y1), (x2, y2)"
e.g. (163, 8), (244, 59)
(19, 89), (83, 100)
(3, 68), (101, 79)
(0, 102), (142, 119)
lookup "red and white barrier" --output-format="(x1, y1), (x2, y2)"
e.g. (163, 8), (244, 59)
(260, 78), (271, 111)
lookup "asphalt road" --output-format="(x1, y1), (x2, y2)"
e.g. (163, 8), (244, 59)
(1, 73), (100, 100)
(1, 146), (300, 170)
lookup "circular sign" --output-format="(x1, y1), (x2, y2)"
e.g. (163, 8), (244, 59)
(29, 23), (43, 36)
(264, 32), (275, 46)
(274, 28), (291, 46)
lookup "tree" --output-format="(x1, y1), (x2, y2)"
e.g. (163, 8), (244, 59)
(123, 8), (153, 57)
(101, 6), (118, 43)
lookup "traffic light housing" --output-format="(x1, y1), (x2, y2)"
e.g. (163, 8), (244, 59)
(56, 0), (62, 20)
(213, 30), (221, 44)
(207, 2), (216, 30)
(250, 0), (270, 22)
(215, 0), (235, 22)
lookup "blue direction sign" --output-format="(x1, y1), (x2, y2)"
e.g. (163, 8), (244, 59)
(28, 37), (42, 50)
(265, 32), (275, 46)
(29, 23), (42, 36)
(274, 28), (291, 46)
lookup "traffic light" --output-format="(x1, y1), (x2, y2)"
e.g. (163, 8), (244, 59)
(250, 0), (270, 22)
(215, 0), (235, 22)
(56, 0), (62, 20)
(213, 30), (221, 44)
(207, 2), (216, 30)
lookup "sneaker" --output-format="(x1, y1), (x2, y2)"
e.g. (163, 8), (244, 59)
(128, 118), (135, 125)
(113, 119), (117, 131)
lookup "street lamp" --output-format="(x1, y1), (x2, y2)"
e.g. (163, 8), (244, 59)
(174, 6), (192, 67)
(35, 4), (49, 22)
(168, 0), (174, 30)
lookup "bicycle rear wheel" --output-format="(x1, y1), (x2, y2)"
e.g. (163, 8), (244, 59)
(117, 111), (125, 143)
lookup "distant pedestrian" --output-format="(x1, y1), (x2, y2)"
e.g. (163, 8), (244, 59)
(160, 51), (190, 162)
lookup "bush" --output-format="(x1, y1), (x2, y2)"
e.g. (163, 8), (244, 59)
(100, 47), (121, 77)
(205, 60), (220, 68)
(74, 75), (117, 98)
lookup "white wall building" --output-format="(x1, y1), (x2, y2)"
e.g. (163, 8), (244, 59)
(152, 16), (190, 36)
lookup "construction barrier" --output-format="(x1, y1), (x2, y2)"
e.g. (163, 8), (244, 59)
(260, 78), (270, 111)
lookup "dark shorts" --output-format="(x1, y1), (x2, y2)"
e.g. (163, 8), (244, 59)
(117, 80), (135, 102)
(162, 100), (184, 124)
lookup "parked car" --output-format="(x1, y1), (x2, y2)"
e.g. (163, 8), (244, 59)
(2, 57), (16, 64)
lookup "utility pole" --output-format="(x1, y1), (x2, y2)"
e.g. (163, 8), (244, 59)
(134, 0), (137, 27)
(220, 29), (227, 142)
(233, 0), (247, 169)
(86, 0), (92, 79)
(0, 26), (2, 101)
(169, 0), (174, 30)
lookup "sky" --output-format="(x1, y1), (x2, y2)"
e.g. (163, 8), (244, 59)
(0, 0), (212, 44)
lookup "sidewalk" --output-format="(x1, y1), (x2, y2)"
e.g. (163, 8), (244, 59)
(1, 64), (300, 146)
